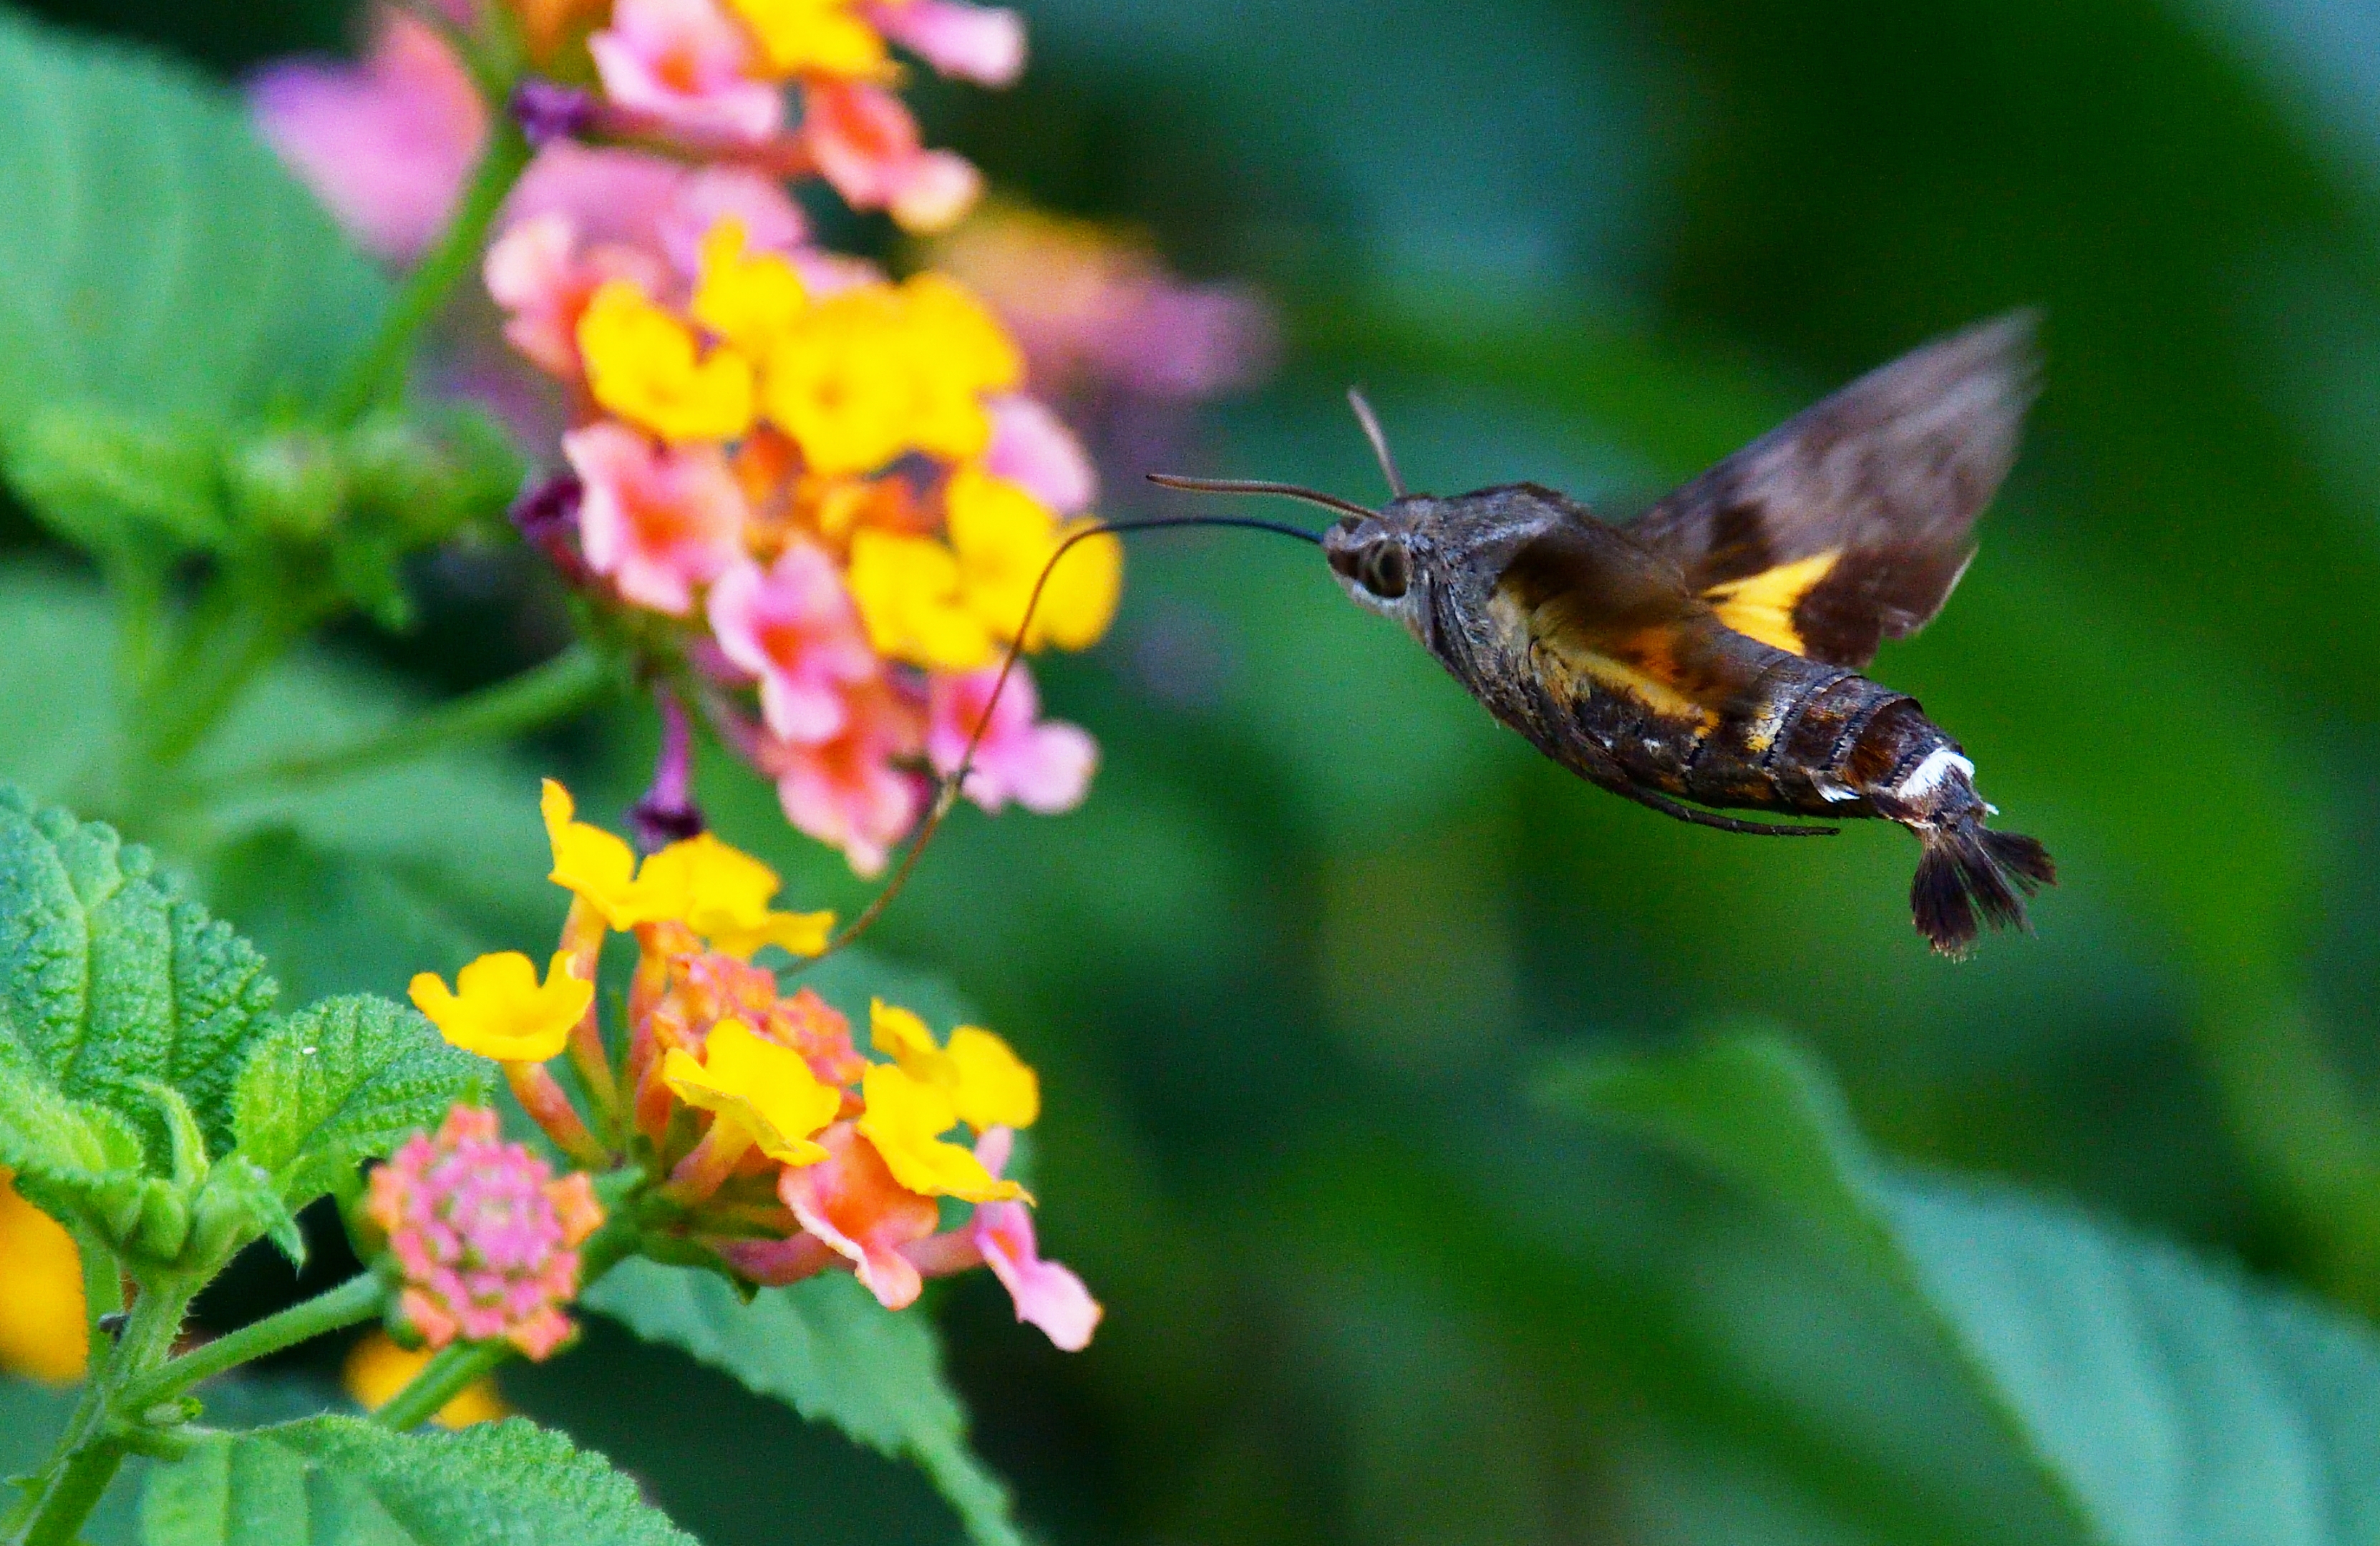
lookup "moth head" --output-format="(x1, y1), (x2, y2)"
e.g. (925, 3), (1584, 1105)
(1322, 504), (1436, 633)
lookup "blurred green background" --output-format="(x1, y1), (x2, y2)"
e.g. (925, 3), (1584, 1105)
(13, 0), (2380, 1540)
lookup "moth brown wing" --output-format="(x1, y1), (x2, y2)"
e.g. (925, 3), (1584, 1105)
(1495, 512), (1749, 725)
(1628, 310), (2039, 668)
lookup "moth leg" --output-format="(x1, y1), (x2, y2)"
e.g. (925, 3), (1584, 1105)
(1613, 783), (1841, 837)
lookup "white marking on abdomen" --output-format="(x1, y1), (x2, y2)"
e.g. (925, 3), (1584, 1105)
(1813, 774), (1861, 803)
(1896, 747), (1974, 802)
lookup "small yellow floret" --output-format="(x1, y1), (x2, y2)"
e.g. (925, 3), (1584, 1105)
(637, 832), (835, 959)
(0, 1172), (86, 1384)
(723, 0), (888, 79)
(691, 220), (810, 359)
(578, 280), (756, 444)
(856, 1064), (1026, 1202)
(870, 1000), (1039, 1132)
(541, 779), (645, 929)
(845, 529), (999, 670)
(943, 468), (1122, 651)
(409, 951), (591, 1064)
(662, 1020), (841, 1165)
(344, 1331), (507, 1427)
(763, 285), (922, 477)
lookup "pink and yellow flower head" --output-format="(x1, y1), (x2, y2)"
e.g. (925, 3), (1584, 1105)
(364, 1107), (604, 1360)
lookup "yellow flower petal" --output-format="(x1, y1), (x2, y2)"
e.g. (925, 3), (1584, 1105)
(1034, 518), (1123, 651)
(946, 1026), (1039, 1131)
(578, 279), (756, 444)
(663, 1020), (840, 1165)
(855, 1064), (1024, 1202)
(869, 1001), (1038, 1133)
(636, 832), (835, 959)
(762, 285), (920, 477)
(691, 219), (809, 359)
(0, 1172), (86, 1384)
(541, 779), (646, 928)
(723, 0), (889, 78)
(409, 951), (591, 1064)
(845, 530), (998, 670)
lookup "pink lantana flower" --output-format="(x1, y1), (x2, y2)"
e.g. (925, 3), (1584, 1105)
(364, 1106), (605, 1360)
(659, 167), (810, 273)
(780, 1123), (941, 1309)
(565, 422), (749, 615)
(865, 0), (1026, 86)
(802, 82), (981, 233)
(761, 684), (926, 875)
(485, 214), (671, 380)
(966, 1127), (1100, 1350)
(248, 8), (488, 263)
(985, 394), (1097, 515)
(706, 547), (879, 742)
(590, 0), (785, 145)
(926, 663), (1096, 815)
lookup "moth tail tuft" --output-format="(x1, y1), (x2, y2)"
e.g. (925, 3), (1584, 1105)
(1910, 822), (2055, 958)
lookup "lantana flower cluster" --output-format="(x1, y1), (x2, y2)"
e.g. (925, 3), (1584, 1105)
(495, 187), (1119, 871)
(402, 781), (1098, 1350)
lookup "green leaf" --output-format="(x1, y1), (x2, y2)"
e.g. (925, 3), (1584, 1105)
(0, 6), (386, 432)
(139, 1416), (696, 1546)
(0, 784), (279, 1163)
(4, 405), (230, 557)
(1543, 1031), (2380, 1546)
(230, 995), (487, 1212)
(585, 1261), (1022, 1546)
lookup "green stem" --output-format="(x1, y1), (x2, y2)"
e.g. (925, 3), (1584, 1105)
(118, 1274), (385, 1414)
(9, 1280), (192, 1546)
(188, 643), (616, 801)
(370, 1340), (513, 1432)
(328, 115), (532, 427)
(74, 1227), (122, 1356)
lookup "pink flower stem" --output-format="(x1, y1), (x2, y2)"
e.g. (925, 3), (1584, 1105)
(557, 898), (618, 1126)
(660, 1124), (751, 1206)
(505, 1061), (613, 1170)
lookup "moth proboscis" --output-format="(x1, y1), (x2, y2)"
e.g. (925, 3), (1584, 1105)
(1152, 311), (2055, 957)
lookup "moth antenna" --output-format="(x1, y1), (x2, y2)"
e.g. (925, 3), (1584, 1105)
(800, 513), (1321, 967)
(1145, 472), (1378, 525)
(1346, 386), (1407, 498)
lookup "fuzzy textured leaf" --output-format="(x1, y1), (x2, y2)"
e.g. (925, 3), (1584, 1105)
(585, 1261), (1021, 1546)
(230, 996), (487, 1211)
(0, 785), (278, 1167)
(139, 1416), (697, 1546)
(1544, 1032), (2380, 1546)
(0, 6), (386, 432)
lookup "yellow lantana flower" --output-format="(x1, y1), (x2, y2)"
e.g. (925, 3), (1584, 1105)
(691, 220), (809, 359)
(541, 781), (833, 956)
(897, 274), (1021, 461)
(578, 280), (757, 444)
(846, 529), (998, 670)
(541, 779), (645, 928)
(723, 0), (888, 79)
(762, 285), (921, 477)
(870, 999), (1039, 1132)
(636, 834), (835, 959)
(856, 1064), (1026, 1202)
(662, 1020), (842, 1165)
(945, 467), (1122, 651)
(409, 951), (592, 1064)
(0, 1172), (86, 1384)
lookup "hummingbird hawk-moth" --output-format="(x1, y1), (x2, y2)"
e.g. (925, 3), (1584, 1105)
(1152, 311), (2054, 956)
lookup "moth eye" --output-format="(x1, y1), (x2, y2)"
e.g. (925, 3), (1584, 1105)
(1364, 543), (1412, 598)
